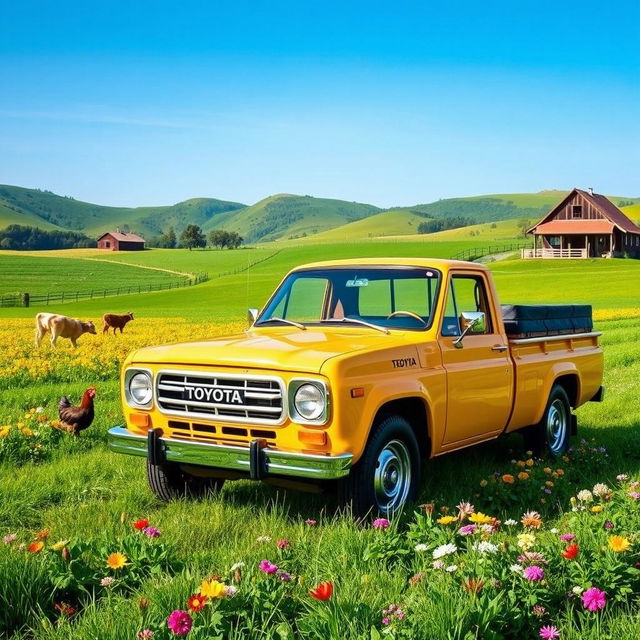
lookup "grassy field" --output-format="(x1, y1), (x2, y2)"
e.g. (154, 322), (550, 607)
(1, 248), (640, 639)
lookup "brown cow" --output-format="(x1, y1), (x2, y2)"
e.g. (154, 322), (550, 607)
(102, 312), (135, 334)
(35, 313), (97, 348)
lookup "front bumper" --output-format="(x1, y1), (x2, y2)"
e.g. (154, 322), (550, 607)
(108, 426), (353, 480)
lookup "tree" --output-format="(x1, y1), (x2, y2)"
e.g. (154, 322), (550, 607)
(518, 218), (532, 237)
(158, 227), (177, 248)
(207, 229), (227, 249)
(179, 224), (206, 250)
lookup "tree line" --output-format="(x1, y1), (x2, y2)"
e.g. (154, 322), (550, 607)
(417, 216), (476, 234)
(151, 225), (244, 250)
(0, 225), (94, 250)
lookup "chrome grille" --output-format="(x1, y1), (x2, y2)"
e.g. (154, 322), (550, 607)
(156, 371), (284, 424)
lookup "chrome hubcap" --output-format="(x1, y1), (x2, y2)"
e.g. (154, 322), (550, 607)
(374, 439), (411, 515)
(547, 399), (567, 455)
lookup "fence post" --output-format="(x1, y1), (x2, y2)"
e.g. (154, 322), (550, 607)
(22, 293), (30, 308)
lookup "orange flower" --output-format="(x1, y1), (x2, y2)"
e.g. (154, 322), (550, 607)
(36, 528), (50, 540)
(28, 541), (44, 553)
(608, 536), (631, 553)
(525, 459), (535, 467)
(309, 581), (333, 601)
(517, 472), (529, 481)
(562, 543), (579, 559)
(106, 552), (128, 569)
(187, 594), (208, 612)
(521, 511), (542, 528)
(462, 577), (484, 594)
(556, 469), (565, 476)
(501, 474), (515, 484)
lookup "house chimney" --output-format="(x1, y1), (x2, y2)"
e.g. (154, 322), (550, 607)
(588, 187), (594, 196)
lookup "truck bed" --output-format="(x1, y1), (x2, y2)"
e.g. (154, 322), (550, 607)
(501, 304), (593, 339)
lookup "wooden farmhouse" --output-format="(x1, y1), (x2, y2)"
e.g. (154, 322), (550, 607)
(97, 230), (145, 251)
(523, 188), (640, 259)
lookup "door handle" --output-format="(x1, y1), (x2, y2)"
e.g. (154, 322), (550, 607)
(491, 344), (508, 352)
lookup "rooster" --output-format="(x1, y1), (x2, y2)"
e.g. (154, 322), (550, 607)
(57, 387), (96, 436)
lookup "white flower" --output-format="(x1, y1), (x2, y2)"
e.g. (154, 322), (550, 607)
(223, 585), (237, 597)
(572, 586), (583, 595)
(35, 406), (44, 413)
(510, 564), (523, 574)
(445, 565), (458, 573)
(414, 543), (429, 552)
(550, 528), (559, 534)
(592, 483), (610, 498)
(480, 524), (494, 534)
(617, 474), (629, 483)
(230, 562), (245, 572)
(432, 543), (457, 559)
(432, 560), (445, 570)
(577, 489), (593, 503)
(473, 541), (498, 554)
(504, 519), (517, 526)
(256, 536), (271, 542)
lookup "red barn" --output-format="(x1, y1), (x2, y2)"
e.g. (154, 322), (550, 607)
(524, 188), (640, 258)
(97, 230), (145, 251)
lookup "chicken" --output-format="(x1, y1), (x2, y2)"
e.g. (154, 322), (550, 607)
(57, 387), (96, 436)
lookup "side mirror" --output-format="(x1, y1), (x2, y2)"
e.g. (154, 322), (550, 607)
(453, 311), (486, 348)
(247, 308), (259, 325)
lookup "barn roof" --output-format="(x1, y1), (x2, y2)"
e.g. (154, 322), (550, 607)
(531, 220), (614, 235)
(97, 231), (146, 243)
(527, 189), (640, 235)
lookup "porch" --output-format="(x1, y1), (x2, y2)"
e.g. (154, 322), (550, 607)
(521, 248), (589, 259)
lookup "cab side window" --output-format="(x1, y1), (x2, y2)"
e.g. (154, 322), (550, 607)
(441, 275), (493, 336)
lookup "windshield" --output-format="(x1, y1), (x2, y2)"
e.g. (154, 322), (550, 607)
(257, 267), (440, 331)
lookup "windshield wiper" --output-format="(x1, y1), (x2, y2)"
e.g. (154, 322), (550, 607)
(321, 317), (390, 334)
(259, 317), (307, 330)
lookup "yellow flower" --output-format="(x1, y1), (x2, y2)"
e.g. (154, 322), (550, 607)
(545, 481), (554, 487)
(469, 512), (493, 525)
(436, 516), (457, 525)
(106, 552), (128, 570)
(525, 459), (534, 467)
(0, 426), (10, 438)
(556, 469), (565, 476)
(517, 472), (529, 481)
(199, 579), (226, 598)
(21, 427), (33, 437)
(517, 533), (536, 550)
(51, 540), (69, 551)
(479, 479), (488, 487)
(516, 460), (526, 468)
(608, 536), (631, 553)
(543, 467), (552, 474)
(590, 505), (603, 513)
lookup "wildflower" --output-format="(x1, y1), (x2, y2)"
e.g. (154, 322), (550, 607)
(582, 587), (606, 612)
(560, 533), (575, 542)
(526, 459), (534, 467)
(414, 543), (428, 552)
(504, 519), (517, 526)
(445, 565), (458, 573)
(468, 512), (493, 525)
(256, 535), (271, 542)
(35, 529), (50, 540)
(2, 534), (17, 544)
(562, 543), (579, 560)
(593, 483), (610, 498)
(545, 481), (554, 487)
(518, 472), (530, 481)
(479, 479), (488, 487)
(590, 505), (603, 513)
(617, 474), (629, 483)
(577, 490), (593, 503)
(51, 540), (68, 551)
(550, 528), (558, 534)
(501, 474), (515, 484)
(422, 503), (435, 515)
(106, 552), (128, 570)
(305, 519), (317, 526)
(432, 560), (445, 569)
(187, 594), (208, 612)
(167, 610), (193, 635)
(458, 524), (477, 535)
(28, 541), (44, 553)
(539, 626), (560, 639)
(543, 467), (552, 474)
(259, 560), (278, 574)
(137, 598), (151, 611)
(521, 510), (542, 528)
(555, 468), (564, 476)
(456, 501), (474, 517)
(409, 572), (426, 585)
(373, 518), (390, 530)
(199, 580), (226, 598)
(608, 535), (631, 552)
(276, 538), (290, 549)
(628, 491), (640, 500)
(510, 564), (523, 574)
(100, 577), (116, 588)
(603, 521), (614, 530)
(571, 586), (583, 596)
(278, 571), (293, 582)
(472, 541), (498, 554)
(144, 526), (161, 538)
(133, 519), (149, 531)
(437, 515), (457, 525)
(517, 533), (536, 550)
(54, 602), (76, 616)
(518, 551), (547, 564)
(137, 631), (154, 639)
(309, 581), (333, 601)
(523, 565), (544, 581)
(230, 561), (245, 572)
(223, 585), (237, 596)
(532, 605), (546, 616)
(462, 577), (484, 594)
(432, 543), (457, 559)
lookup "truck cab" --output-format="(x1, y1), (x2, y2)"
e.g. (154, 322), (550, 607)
(109, 259), (604, 516)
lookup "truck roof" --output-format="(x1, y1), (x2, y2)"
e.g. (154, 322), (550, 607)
(292, 257), (486, 271)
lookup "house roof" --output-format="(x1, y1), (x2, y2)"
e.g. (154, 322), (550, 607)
(532, 220), (614, 235)
(97, 231), (145, 243)
(527, 189), (640, 235)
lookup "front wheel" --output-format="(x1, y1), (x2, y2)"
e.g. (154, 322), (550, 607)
(524, 385), (571, 456)
(339, 415), (421, 518)
(147, 460), (225, 501)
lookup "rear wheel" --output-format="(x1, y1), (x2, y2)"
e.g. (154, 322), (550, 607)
(147, 460), (225, 501)
(524, 385), (571, 456)
(339, 415), (421, 518)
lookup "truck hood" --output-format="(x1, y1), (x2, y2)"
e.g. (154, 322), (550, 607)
(130, 327), (406, 374)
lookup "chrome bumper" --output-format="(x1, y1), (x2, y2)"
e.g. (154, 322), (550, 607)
(107, 426), (352, 480)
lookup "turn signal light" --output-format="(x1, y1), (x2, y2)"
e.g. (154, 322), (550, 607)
(129, 413), (151, 428)
(298, 430), (327, 446)
(350, 387), (365, 398)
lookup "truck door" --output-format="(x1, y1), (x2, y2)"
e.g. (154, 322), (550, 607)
(438, 272), (513, 445)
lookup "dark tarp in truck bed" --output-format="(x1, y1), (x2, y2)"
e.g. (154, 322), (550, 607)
(501, 304), (593, 338)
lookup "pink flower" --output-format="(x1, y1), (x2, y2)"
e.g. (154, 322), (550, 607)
(560, 533), (575, 542)
(539, 626), (560, 639)
(137, 631), (154, 639)
(523, 565), (544, 581)
(582, 587), (606, 612)
(305, 519), (317, 526)
(2, 534), (17, 544)
(458, 524), (477, 535)
(276, 539), (290, 549)
(628, 491), (640, 500)
(166, 610), (192, 635)
(143, 527), (161, 538)
(259, 560), (278, 574)
(373, 518), (390, 530)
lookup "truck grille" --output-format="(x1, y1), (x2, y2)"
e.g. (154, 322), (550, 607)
(156, 371), (285, 424)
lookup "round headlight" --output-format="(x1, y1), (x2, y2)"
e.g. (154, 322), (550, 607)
(129, 372), (152, 405)
(294, 383), (325, 421)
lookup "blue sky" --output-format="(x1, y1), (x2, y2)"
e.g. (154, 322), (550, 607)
(1, 1), (638, 207)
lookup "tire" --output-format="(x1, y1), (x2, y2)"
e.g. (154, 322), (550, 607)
(147, 460), (225, 501)
(524, 385), (571, 457)
(339, 415), (421, 518)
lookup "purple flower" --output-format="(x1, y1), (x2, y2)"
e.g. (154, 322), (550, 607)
(143, 526), (161, 538)
(305, 519), (317, 526)
(544, 488), (552, 494)
(277, 571), (292, 582)
(458, 524), (477, 535)
(582, 587), (606, 612)
(276, 539), (290, 549)
(382, 617), (390, 626)
(523, 565), (544, 581)
(603, 521), (614, 530)
(259, 560), (278, 574)
(166, 610), (192, 635)
(539, 626), (560, 639)
(560, 533), (575, 542)
(373, 518), (390, 530)
(628, 491), (640, 500)
(2, 534), (17, 544)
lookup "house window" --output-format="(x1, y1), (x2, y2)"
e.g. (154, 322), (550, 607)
(105, 241), (110, 248)
(548, 236), (561, 249)
(572, 205), (583, 218)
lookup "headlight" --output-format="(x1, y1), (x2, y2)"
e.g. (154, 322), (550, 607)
(294, 383), (325, 421)
(127, 371), (153, 406)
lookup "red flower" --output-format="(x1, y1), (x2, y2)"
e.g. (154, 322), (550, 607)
(55, 602), (76, 616)
(187, 594), (208, 612)
(562, 543), (579, 560)
(309, 581), (333, 601)
(133, 519), (150, 531)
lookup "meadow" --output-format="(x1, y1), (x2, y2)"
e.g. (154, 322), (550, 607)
(1, 244), (640, 639)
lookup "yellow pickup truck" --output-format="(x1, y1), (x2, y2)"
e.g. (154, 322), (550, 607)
(109, 258), (604, 516)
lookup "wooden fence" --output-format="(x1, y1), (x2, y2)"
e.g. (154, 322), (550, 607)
(0, 272), (209, 308)
(521, 248), (589, 259)
(452, 241), (530, 262)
